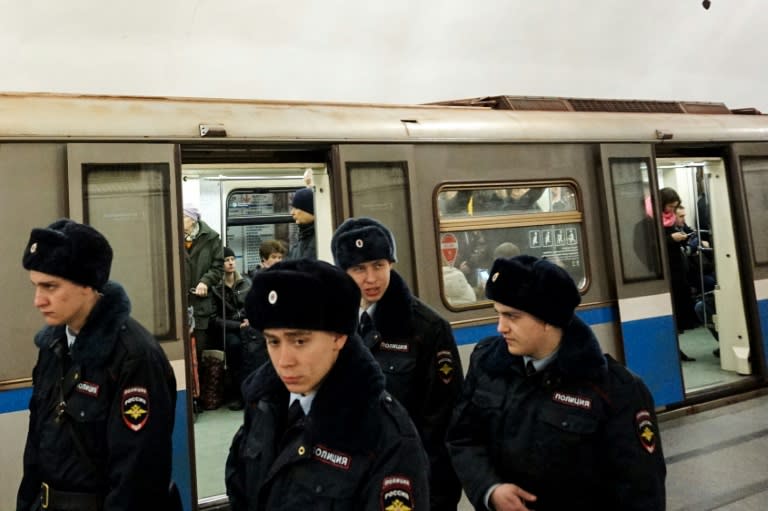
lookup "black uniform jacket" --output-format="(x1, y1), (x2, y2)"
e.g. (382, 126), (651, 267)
(363, 270), (463, 510)
(225, 334), (429, 511)
(446, 317), (666, 511)
(17, 282), (177, 511)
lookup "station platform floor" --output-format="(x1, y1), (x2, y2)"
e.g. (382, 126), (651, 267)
(196, 390), (768, 510)
(660, 391), (768, 511)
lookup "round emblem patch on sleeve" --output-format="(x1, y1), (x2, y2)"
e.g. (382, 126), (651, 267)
(635, 409), (657, 454)
(380, 475), (414, 511)
(122, 386), (150, 432)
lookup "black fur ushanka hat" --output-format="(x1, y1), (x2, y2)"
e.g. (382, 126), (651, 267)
(22, 219), (113, 291)
(485, 255), (581, 328)
(330, 217), (397, 270)
(245, 258), (360, 336)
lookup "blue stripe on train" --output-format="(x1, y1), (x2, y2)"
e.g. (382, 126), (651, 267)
(758, 298), (768, 369)
(453, 305), (683, 407)
(621, 315), (684, 407)
(0, 387), (32, 414)
(453, 306), (618, 346)
(1, 387), (193, 511)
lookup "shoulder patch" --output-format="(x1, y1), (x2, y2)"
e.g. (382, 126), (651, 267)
(380, 475), (414, 511)
(122, 386), (150, 432)
(635, 409), (658, 454)
(436, 350), (455, 384)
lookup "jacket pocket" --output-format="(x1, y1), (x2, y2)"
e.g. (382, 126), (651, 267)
(377, 353), (417, 406)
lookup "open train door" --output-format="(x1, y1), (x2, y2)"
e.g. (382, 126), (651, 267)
(599, 144), (684, 407)
(728, 143), (768, 377)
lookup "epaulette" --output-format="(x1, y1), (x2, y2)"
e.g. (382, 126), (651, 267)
(605, 354), (635, 384)
(474, 336), (497, 352)
(379, 391), (418, 437)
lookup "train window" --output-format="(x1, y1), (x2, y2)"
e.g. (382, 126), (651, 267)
(742, 157), (768, 265)
(83, 164), (175, 338)
(225, 189), (297, 274)
(347, 162), (416, 290)
(606, 159), (663, 281)
(437, 183), (585, 307)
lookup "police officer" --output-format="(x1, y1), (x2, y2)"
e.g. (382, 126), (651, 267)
(225, 259), (429, 511)
(446, 255), (666, 511)
(331, 217), (463, 511)
(17, 219), (178, 511)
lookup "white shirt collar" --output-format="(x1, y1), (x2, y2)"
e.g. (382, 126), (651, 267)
(289, 391), (317, 415)
(360, 303), (377, 319)
(524, 346), (560, 373)
(65, 327), (77, 349)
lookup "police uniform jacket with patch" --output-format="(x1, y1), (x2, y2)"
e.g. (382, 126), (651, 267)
(225, 334), (429, 511)
(362, 270), (463, 510)
(446, 316), (666, 511)
(185, 220), (224, 329)
(17, 282), (177, 511)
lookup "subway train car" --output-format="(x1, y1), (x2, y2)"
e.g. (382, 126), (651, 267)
(1, 93), (767, 510)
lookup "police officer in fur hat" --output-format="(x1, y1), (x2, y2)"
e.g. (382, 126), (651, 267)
(331, 217), (463, 511)
(225, 259), (429, 510)
(17, 219), (180, 511)
(446, 255), (666, 511)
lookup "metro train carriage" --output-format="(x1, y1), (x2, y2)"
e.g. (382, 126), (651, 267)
(1, 92), (767, 510)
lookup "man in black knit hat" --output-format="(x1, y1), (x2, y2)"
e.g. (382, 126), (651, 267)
(287, 187), (316, 260)
(17, 219), (179, 511)
(446, 255), (666, 511)
(331, 217), (463, 511)
(225, 259), (428, 510)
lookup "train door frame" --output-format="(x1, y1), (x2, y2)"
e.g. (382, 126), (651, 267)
(180, 163), (329, 508)
(728, 143), (768, 379)
(656, 156), (753, 379)
(65, 142), (192, 509)
(599, 143), (684, 407)
(333, 144), (419, 292)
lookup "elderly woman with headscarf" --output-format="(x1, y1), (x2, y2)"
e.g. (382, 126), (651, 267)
(183, 205), (224, 364)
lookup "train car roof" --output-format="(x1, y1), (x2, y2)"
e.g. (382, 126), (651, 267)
(1, 92), (767, 143)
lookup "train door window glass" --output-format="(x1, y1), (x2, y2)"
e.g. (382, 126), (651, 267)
(225, 189), (296, 274)
(82, 164), (174, 338)
(741, 157), (768, 265)
(437, 183), (585, 308)
(607, 158), (662, 281)
(347, 162), (416, 290)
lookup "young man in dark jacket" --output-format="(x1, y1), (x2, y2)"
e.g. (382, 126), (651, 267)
(331, 217), (463, 511)
(17, 219), (178, 511)
(225, 259), (428, 510)
(287, 188), (316, 260)
(446, 255), (666, 511)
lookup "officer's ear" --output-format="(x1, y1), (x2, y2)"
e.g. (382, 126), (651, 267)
(332, 334), (348, 352)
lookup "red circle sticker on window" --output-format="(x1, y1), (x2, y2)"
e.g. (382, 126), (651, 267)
(441, 233), (458, 266)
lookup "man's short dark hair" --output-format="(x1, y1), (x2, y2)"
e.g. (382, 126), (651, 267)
(259, 239), (287, 261)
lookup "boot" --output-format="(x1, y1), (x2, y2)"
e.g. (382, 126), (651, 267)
(680, 350), (696, 362)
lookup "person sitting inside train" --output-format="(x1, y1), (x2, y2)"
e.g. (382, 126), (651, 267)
(248, 239), (287, 278)
(674, 205), (715, 294)
(210, 247), (252, 411)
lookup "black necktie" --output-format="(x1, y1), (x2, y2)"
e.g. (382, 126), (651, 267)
(286, 399), (305, 428)
(359, 311), (373, 337)
(525, 360), (537, 377)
